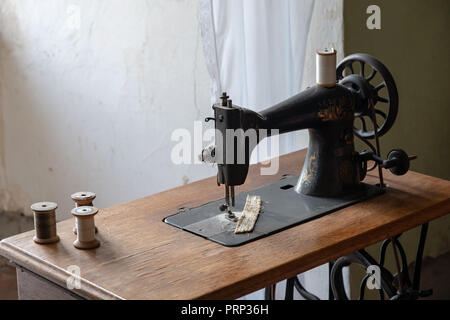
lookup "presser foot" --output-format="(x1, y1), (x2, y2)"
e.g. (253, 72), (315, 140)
(219, 204), (238, 222)
(225, 212), (238, 222)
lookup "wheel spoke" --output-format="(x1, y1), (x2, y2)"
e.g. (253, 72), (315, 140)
(359, 61), (365, 77)
(358, 116), (368, 132)
(340, 67), (346, 79)
(367, 69), (377, 82)
(375, 109), (387, 120)
(347, 63), (354, 75)
(375, 82), (386, 92)
(376, 96), (389, 103)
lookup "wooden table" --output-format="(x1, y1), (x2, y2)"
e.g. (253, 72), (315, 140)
(1, 150), (449, 300)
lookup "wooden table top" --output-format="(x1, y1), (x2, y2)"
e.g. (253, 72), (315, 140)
(1, 149), (449, 300)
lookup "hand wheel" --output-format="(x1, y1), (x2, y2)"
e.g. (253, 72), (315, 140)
(337, 53), (399, 139)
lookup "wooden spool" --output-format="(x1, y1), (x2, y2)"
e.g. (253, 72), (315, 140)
(316, 48), (337, 87)
(31, 202), (60, 244)
(71, 191), (97, 234)
(71, 206), (100, 250)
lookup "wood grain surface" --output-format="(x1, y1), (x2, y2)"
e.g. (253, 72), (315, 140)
(1, 149), (449, 300)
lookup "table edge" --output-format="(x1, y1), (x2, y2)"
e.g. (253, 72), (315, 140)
(0, 240), (123, 300)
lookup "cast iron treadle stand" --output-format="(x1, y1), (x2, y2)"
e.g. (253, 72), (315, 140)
(264, 223), (432, 300)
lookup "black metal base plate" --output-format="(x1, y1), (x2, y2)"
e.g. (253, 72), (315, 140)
(164, 175), (384, 247)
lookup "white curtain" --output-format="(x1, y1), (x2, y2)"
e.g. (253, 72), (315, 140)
(199, 0), (347, 300)
(199, 0), (313, 156)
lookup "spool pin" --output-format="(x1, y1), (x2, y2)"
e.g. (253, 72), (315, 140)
(71, 191), (97, 234)
(71, 206), (100, 250)
(31, 202), (60, 244)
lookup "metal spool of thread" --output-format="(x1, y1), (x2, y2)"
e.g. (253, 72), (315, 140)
(71, 206), (100, 250)
(71, 191), (97, 234)
(31, 202), (60, 244)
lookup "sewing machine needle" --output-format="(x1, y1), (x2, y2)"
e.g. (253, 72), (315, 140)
(231, 186), (235, 207)
(224, 184), (237, 221)
(225, 184), (230, 209)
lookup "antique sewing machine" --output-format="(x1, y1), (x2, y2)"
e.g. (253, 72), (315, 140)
(165, 50), (416, 247)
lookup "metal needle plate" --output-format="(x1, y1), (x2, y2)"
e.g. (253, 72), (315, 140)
(164, 175), (384, 247)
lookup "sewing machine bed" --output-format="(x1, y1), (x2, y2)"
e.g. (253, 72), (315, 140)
(164, 175), (384, 247)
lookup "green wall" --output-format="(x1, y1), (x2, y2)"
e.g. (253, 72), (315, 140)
(344, 0), (450, 299)
(344, 0), (450, 179)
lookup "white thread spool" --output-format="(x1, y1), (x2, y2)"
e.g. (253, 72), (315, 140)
(71, 206), (100, 250)
(71, 191), (97, 234)
(31, 202), (59, 244)
(316, 48), (337, 87)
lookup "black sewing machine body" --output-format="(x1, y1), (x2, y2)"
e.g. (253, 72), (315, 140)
(165, 53), (415, 247)
(214, 84), (362, 197)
